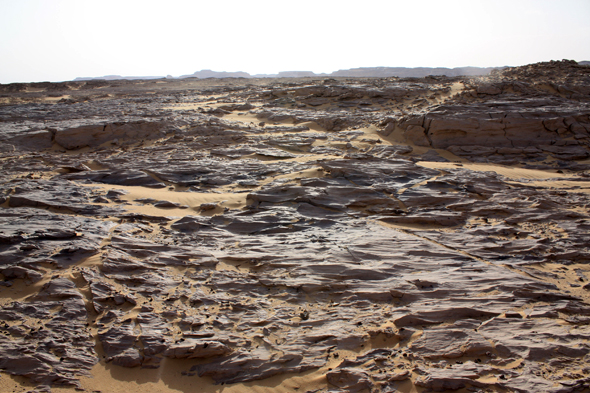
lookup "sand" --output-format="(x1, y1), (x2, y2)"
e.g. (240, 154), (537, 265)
(417, 161), (579, 180)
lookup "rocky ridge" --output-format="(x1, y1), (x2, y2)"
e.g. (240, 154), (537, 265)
(0, 60), (589, 392)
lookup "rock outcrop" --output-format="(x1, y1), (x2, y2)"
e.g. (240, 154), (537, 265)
(1, 60), (590, 392)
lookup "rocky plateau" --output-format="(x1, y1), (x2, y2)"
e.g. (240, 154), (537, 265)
(0, 60), (590, 393)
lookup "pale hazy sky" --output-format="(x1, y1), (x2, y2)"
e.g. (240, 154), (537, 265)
(1, 0), (589, 83)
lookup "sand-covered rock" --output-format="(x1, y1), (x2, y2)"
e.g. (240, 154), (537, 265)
(1, 60), (590, 392)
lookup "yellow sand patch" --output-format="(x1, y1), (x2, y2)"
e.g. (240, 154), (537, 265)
(417, 161), (578, 180)
(79, 183), (250, 217)
(510, 180), (590, 193)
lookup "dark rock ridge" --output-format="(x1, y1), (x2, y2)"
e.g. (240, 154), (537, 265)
(381, 59), (590, 164)
(0, 60), (590, 392)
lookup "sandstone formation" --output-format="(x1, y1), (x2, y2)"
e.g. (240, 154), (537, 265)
(0, 60), (590, 392)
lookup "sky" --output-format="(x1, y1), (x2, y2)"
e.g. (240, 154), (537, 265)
(1, 0), (589, 83)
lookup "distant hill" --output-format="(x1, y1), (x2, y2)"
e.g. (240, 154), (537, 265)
(74, 65), (543, 81)
(175, 66), (498, 79)
(580, 61), (590, 66)
(330, 66), (498, 78)
(276, 71), (319, 78)
(177, 70), (251, 79)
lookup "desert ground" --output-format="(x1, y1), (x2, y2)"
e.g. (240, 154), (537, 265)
(0, 60), (590, 392)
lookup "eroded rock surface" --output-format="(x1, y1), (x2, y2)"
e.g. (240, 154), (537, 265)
(1, 60), (590, 392)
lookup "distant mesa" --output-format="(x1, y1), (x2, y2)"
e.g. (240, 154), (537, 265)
(74, 66), (500, 81)
(177, 70), (251, 79)
(74, 61), (590, 81)
(177, 67), (500, 79)
(276, 71), (318, 78)
(329, 66), (498, 78)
